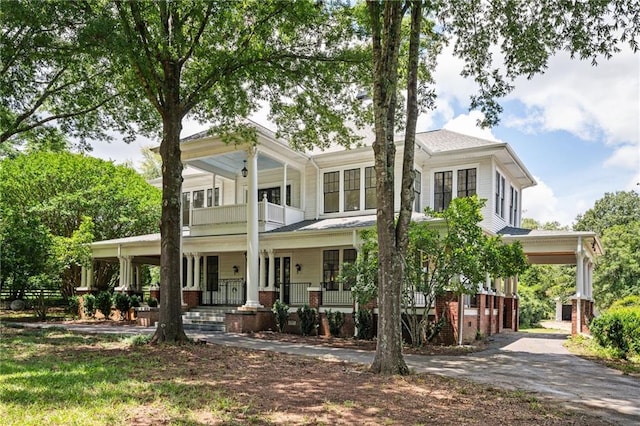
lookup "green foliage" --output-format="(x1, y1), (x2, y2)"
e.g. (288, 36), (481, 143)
(593, 222), (640, 310)
(353, 308), (375, 340)
(297, 305), (318, 336)
(95, 292), (113, 319)
(610, 295), (640, 310)
(590, 307), (640, 359)
(574, 191), (640, 236)
(83, 294), (96, 317)
(0, 151), (161, 295)
(114, 293), (131, 320)
(518, 286), (549, 328)
(146, 297), (158, 308)
(326, 309), (345, 337)
(271, 300), (290, 333)
(67, 296), (80, 318)
(341, 228), (378, 306)
(129, 295), (141, 308)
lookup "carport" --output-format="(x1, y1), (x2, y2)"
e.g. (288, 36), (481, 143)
(498, 227), (603, 335)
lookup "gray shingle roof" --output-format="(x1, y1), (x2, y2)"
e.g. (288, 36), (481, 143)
(414, 129), (503, 153)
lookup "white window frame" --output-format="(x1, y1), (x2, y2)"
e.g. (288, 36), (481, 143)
(321, 164), (376, 215)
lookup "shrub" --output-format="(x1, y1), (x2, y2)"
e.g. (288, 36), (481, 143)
(590, 306), (640, 359)
(272, 299), (289, 333)
(130, 295), (141, 308)
(354, 308), (375, 340)
(147, 297), (158, 307)
(326, 309), (345, 337)
(83, 294), (96, 317)
(297, 304), (318, 336)
(610, 295), (640, 310)
(518, 288), (548, 328)
(114, 293), (131, 320)
(67, 296), (80, 317)
(95, 291), (113, 319)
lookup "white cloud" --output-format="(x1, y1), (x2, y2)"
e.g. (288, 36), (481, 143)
(442, 111), (501, 141)
(522, 177), (574, 226)
(504, 48), (640, 146)
(603, 144), (640, 170)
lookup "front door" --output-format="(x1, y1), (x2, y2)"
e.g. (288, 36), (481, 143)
(202, 256), (219, 305)
(268, 256), (291, 304)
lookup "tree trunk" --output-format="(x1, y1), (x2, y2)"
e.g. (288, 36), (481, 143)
(368, 0), (409, 375)
(151, 58), (189, 344)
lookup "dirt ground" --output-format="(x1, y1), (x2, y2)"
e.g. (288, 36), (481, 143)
(1, 319), (613, 425)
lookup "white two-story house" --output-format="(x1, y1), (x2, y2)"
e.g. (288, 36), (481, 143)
(81, 121), (601, 342)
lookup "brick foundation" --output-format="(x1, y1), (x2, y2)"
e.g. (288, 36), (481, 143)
(319, 311), (355, 337)
(497, 296), (504, 333)
(435, 292), (459, 345)
(225, 309), (276, 333)
(259, 291), (278, 308)
(503, 297), (514, 330)
(182, 290), (201, 309)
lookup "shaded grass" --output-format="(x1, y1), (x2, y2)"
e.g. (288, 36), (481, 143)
(564, 334), (640, 376)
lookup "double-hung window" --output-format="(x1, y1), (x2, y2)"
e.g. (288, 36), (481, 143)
(509, 186), (519, 225)
(495, 171), (505, 218)
(323, 250), (340, 290)
(343, 168), (361, 211)
(434, 171), (453, 212)
(323, 171), (340, 213)
(365, 166), (376, 209)
(206, 188), (220, 207)
(414, 170), (422, 212)
(457, 168), (476, 198)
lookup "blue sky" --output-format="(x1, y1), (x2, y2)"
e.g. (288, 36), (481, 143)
(90, 45), (639, 229)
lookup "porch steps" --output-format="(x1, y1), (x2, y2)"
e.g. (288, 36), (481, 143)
(181, 306), (235, 333)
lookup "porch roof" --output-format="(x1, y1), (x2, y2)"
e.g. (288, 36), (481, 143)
(498, 226), (603, 264)
(266, 212), (436, 233)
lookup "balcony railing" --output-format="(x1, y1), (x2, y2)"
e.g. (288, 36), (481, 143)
(191, 201), (304, 227)
(321, 282), (353, 306)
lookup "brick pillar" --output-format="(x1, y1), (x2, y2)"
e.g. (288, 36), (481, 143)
(435, 291), (458, 345)
(513, 297), (519, 331)
(259, 291), (278, 308)
(477, 293), (487, 338)
(149, 288), (160, 303)
(182, 290), (201, 309)
(487, 294), (494, 336)
(309, 289), (322, 309)
(497, 296), (504, 333)
(503, 297), (513, 329)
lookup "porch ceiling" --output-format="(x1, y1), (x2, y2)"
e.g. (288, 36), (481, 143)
(188, 152), (282, 180)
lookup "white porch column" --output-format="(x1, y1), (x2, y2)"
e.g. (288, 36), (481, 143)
(244, 148), (262, 308)
(126, 256), (133, 290)
(259, 251), (266, 289)
(135, 265), (140, 291)
(576, 251), (584, 298)
(588, 261), (594, 299)
(118, 257), (125, 288)
(193, 253), (201, 290)
(87, 264), (94, 289)
(186, 253), (194, 289)
(80, 266), (87, 287)
(282, 163), (288, 223)
(268, 249), (275, 289)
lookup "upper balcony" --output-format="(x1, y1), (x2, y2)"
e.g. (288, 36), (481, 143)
(188, 197), (305, 236)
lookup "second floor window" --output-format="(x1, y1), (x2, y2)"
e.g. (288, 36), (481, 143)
(324, 171), (339, 213)
(509, 186), (519, 226)
(193, 189), (205, 209)
(495, 171), (505, 218)
(344, 168), (361, 211)
(414, 170), (422, 212)
(457, 168), (476, 198)
(434, 171), (453, 212)
(182, 192), (191, 225)
(207, 188), (220, 207)
(365, 166), (376, 209)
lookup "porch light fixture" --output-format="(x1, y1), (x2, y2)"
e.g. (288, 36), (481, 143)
(241, 160), (248, 178)
(295, 263), (302, 273)
(233, 265), (239, 274)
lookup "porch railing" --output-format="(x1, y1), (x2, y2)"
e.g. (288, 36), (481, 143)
(205, 278), (246, 305)
(191, 201), (305, 227)
(287, 282), (310, 307)
(321, 285), (353, 306)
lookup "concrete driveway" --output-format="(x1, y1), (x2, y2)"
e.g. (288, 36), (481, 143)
(9, 322), (640, 425)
